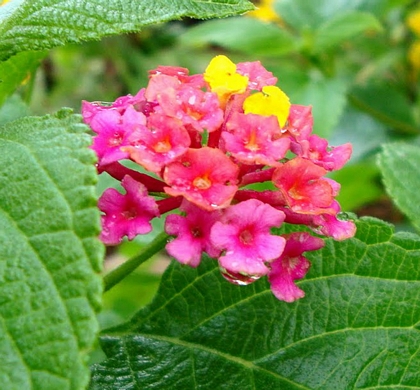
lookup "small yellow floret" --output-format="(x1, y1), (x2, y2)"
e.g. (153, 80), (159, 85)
(408, 41), (420, 71)
(243, 86), (291, 127)
(247, 0), (281, 23)
(407, 9), (420, 36)
(1, 0), (11, 5)
(204, 55), (249, 104)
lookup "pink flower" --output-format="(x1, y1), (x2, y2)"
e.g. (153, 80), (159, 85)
(210, 199), (286, 283)
(268, 232), (325, 302)
(284, 104), (313, 141)
(123, 112), (191, 174)
(98, 175), (160, 245)
(310, 202), (357, 240)
(291, 134), (352, 171)
(164, 147), (239, 210)
(90, 106), (147, 167)
(223, 113), (290, 166)
(272, 157), (337, 215)
(147, 73), (223, 134)
(82, 89), (151, 126)
(236, 60), (278, 90)
(149, 65), (205, 88)
(165, 200), (221, 267)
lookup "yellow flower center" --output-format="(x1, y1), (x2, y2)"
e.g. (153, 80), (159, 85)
(153, 138), (171, 153)
(243, 85), (291, 127)
(193, 175), (212, 190)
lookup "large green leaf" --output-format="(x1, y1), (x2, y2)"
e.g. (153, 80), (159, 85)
(0, 0), (254, 62)
(180, 17), (297, 57)
(378, 143), (420, 231)
(91, 218), (420, 389)
(0, 109), (103, 390)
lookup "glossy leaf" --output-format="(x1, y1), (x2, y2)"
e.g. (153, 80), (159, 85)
(0, 109), (103, 389)
(0, 0), (254, 62)
(91, 218), (420, 389)
(378, 143), (420, 231)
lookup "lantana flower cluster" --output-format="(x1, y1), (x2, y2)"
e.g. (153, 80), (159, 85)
(82, 55), (355, 302)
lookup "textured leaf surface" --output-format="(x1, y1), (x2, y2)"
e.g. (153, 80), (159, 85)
(378, 143), (420, 231)
(0, 109), (103, 390)
(91, 218), (420, 389)
(0, 0), (254, 62)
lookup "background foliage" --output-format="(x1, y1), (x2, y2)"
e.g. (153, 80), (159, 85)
(1, 0), (420, 389)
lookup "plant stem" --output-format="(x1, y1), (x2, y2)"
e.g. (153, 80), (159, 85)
(103, 232), (169, 292)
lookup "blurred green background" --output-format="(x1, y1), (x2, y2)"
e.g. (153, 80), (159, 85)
(5, 0), (420, 349)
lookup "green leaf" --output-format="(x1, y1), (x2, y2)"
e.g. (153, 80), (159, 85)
(275, 0), (389, 31)
(180, 17), (297, 56)
(350, 84), (419, 135)
(91, 218), (420, 389)
(0, 0), (254, 62)
(0, 50), (46, 107)
(313, 11), (382, 53)
(281, 69), (348, 139)
(378, 143), (420, 231)
(0, 109), (103, 390)
(0, 95), (30, 126)
(330, 162), (382, 211)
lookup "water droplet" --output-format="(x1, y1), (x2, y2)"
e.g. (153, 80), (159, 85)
(220, 267), (261, 286)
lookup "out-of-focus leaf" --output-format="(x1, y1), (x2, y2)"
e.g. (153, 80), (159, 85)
(350, 84), (419, 135)
(330, 162), (382, 211)
(180, 17), (297, 56)
(0, 0), (254, 62)
(313, 11), (383, 53)
(268, 64), (349, 138)
(0, 109), (103, 389)
(378, 143), (420, 231)
(90, 218), (420, 389)
(329, 106), (392, 162)
(0, 50), (46, 107)
(275, 0), (397, 30)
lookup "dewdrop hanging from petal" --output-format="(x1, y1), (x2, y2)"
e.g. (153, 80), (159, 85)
(82, 54), (355, 303)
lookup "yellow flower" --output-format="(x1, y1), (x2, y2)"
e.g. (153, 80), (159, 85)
(247, 0), (281, 23)
(407, 9), (420, 36)
(243, 85), (291, 127)
(204, 55), (248, 106)
(1, 0), (11, 5)
(408, 41), (420, 71)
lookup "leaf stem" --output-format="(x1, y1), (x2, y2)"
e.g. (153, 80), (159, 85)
(103, 232), (169, 292)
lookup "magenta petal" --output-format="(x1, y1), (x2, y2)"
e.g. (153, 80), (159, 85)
(210, 199), (286, 278)
(268, 232), (324, 302)
(98, 175), (160, 245)
(164, 201), (221, 266)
